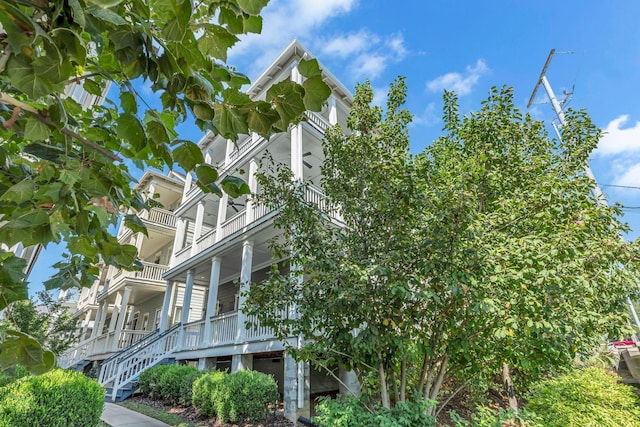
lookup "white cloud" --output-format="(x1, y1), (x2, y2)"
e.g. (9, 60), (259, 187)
(595, 115), (640, 157)
(320, 29), (375, 58)
(228, 0), (358, 73)
(426, 59), (489, 96)
(614, 162), (640, 187)
(411, 102), (439, 127)
(371, 86), (387, 107)
(318, 31), (408, 82)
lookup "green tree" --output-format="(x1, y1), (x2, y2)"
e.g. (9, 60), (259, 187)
(246, 80), (638, 414)
(0, 0), (331, 371)
(1, 290), (79, 355)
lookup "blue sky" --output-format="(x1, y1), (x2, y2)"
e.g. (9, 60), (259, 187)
(29, 0), (640, 295)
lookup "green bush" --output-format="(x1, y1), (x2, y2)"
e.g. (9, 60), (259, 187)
(451, 407), (540, 427)
(139, 364), (201, 406)
(0, 368), (104, 427)
(139, 364), (172, 399)
(0, 365), (30, 389)
(218, 370), (279, 423)
(192, 370), (227, 417)
(314, 395), (435, 427)
(192, 370), (278, 423)
(525, 367), (640, 427)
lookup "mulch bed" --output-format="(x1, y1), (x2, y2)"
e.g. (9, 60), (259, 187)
(128, 396), (295, 427)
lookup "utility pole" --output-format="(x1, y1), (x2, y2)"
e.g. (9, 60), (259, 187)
(528, 48), (640, 333)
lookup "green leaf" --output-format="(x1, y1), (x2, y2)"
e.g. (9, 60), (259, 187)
(161, 0), (192, 41)
(246, 101), (279, 137)
(27, 350), (56, 375)
(0, 3), (35, 52)
(213, 103), (249, 139)
(69, 236), (99, 258)
(298, 58), (322, 78)
(303, 75), (331, 112)
(0, 253), (28, 311)
(266, 79), (306, 130)
(193, 103), (214, 121)
(0, 330), (49, 371)
(86, 6), (127, 25)
(117, 114), (146, 150)
(1, 179), (35, 204)
(243, 15), (262, 34)
(51, 28), (87, 65)
(120, 91), (138, 115)
(6, 54), (60, 99)
(173, 141), (204, 171)
(88, 0), (125, 7)
(68, 0), (86, 27)
(221, 175), (250, 198)
(124, 214), (148, 236)
(195, 164), (219, 185)
(24, 117), (52, 141)
(236, 0), (268, 15)
(197, 25), (238, 61)
(82, 79), (103, 96)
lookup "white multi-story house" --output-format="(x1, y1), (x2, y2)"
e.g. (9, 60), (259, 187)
(60, 40), (357, 421)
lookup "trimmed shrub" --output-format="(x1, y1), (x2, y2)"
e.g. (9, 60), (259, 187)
(139, 364), (172, 399)
(217, 370), (278, 423)
(192, 370), (227, 417)
(314, 395), (435, 427)
(139, 364), (201, 406)
(451, 407), (540, 427)
(193, 370), (278, 423)
(525, 367), (640, 427)
(0, 368), (104, 427)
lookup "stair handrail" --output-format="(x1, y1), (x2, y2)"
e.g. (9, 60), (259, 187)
(99, 324), (180, 384)
(106, 324), (182, 401)
(57, 335), (97, 369)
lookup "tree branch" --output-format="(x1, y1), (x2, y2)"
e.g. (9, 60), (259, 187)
(0, 92), (122, 162)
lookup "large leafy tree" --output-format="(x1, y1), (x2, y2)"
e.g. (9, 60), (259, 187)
(246, 80), (638, 414)
(0, 0), (330, 372)
(1, 290), (78, 356)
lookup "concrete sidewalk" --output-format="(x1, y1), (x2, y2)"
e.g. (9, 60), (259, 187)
(101, 402), (171, 427)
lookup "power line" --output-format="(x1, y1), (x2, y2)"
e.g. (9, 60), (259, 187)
(600, 184), (640, 190)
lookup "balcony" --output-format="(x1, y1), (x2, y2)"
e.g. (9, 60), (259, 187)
(179, 310), (284, 351)
(140, 207), (176, 228)
(98, 261), (169, 300)
(172, 185), (333, 267)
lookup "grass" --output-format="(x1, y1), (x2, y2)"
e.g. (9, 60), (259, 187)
(118, 401), (198, 427)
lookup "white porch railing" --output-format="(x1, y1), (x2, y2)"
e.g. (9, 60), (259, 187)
(219, 210), (246, 240)
(210, 311), (239, 345)
(305, 111), (331, 132)
(143, 208), (176, 227)
(182, 320), (205, 350)
(101, 324), (181, 401)
(117, 329), (154, 349)
(57, 336), (97, 369)
(195, 228), (217, 253)
(173, 245), (192, 265)
(245, 313), (275, 340)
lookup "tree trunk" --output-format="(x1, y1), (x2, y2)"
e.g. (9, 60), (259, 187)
(400, 355), (406, 402)
(503, 362), (518, 413)
(379, 361), (391, 409)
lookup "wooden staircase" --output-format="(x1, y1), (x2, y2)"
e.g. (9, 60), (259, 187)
(99, 324), (181, 402)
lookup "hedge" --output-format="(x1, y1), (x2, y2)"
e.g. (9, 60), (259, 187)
(0, 368), (104, 427)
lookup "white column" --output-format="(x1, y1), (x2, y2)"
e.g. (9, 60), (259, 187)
(203, 257), (222, 345)
(147, 180), (157, 201)
(82, 310), (92, 339)
(224, 139), (234, 165)
(92, 301), (108, 338)
(108, 292), (122, 332)
(328, 95), (337, 125)
(159, 280), (174, 332)
(215, 193), (228, 242)
(182, 173), (193, 201)
(290, 125), (303, 180)
(170, 217), (187, 266)
(191, 200), (206, 255)
(181, 270), (195, 325)
(236, 240), (253, 342)
(113, 286), (132, 349)
(246, 158), (258, 223)
(291, 60), (302, 84)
